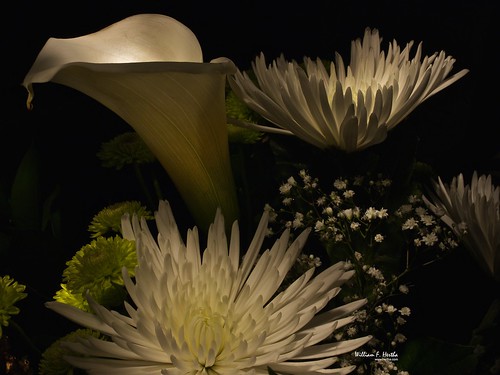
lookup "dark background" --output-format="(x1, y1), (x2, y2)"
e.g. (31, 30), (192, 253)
(5, 0), (498, 183)
(2, 0), (499, 373)
(5, 0), (499, 241)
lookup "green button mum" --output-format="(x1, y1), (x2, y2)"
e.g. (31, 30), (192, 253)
(57, 235), (137, 310)
(0, 275), (27, 337)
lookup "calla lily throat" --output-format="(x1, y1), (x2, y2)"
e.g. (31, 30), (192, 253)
(23, 14), (239, 232)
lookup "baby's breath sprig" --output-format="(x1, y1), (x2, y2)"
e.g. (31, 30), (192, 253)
(268, 169), (461, 375)
(395, 194), (459, 269)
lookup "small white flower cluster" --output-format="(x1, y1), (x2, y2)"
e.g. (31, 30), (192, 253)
(277, 170), (391, 250)
(279, 176), (297, 195)
(371, 359), (410, 375)
(272, 168), (458, 258)
(395, 195), (459, 253)
(340, 253), (411, 373)
(373, 303), (411, 339)
(269, 171), (444, 375)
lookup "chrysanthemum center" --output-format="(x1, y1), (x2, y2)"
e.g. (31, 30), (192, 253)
(191, 308), (225, 346)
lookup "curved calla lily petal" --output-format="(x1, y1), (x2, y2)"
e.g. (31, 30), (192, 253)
(22, 14), (239, 232)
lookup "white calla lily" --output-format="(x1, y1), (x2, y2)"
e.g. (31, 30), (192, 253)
(23, 13), (239, 232)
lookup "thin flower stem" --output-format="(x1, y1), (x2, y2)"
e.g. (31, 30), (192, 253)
(406, 246), (410, 270)
(10, 320), (41, 356)
(152, 177), (164, 201)
(232, 145), (255, 237)
(133, 163), (154, 209)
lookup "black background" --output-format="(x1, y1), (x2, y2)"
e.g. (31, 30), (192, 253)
(2, 0), (499, 373)
(5, 0), (498, 182)
(5, 0), (499, 240)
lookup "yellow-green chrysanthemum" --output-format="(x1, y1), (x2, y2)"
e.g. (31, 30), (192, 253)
(53, 283), (89, 311)
(97, 131), (156, 170)
(62, 235), (137, 308)
(226, 89), (263, 144)
(46, 200), (370, 374)
(39, 329), (102, 375)
(0, 275), (27, 337)
(227, 124), (263, 145)
(88, 201), (153, 238)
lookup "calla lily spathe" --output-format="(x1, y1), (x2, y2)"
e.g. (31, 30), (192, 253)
(22, 13), (239, 233)
(46, 200), (370, 374)
(423, 172), (500, 282)
(228, 28), (469, 152)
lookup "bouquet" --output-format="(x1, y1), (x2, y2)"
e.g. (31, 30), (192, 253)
(2, 10), (498, 375)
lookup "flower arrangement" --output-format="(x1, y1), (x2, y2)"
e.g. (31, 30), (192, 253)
(2, 6), (499, 375)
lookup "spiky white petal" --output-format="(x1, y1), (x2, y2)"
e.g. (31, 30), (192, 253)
(47, 200), (370, 374)
(228, 28), (468, 152)
(423, 171), (500, 281)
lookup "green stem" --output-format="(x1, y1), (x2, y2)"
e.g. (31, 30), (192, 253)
(152, 176), (164, 202)
(133, 164), (154, 209)
(230, 145), (254, 238)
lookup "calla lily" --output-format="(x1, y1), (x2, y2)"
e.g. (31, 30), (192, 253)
(22, 13), (239, 232)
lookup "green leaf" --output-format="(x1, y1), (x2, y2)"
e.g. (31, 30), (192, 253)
(41, 184), (61, 237)
(10, 143), (40, 230)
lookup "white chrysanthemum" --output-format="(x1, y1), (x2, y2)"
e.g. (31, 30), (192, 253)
(228, 27), (468, 152)
(46, 200), (370, 374)
(423, 171), (500, 282)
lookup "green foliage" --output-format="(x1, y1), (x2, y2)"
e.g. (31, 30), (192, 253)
(0, 275), (27, 337)
(97, 132), (156, 170)
(57, 236), (137, 310)
(39, 329), (102, 375)
(88, 200), (153, 238)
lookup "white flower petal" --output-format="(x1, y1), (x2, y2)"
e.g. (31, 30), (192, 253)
(228, 28), (468, 152)
(65, 356), (167, 375)
(424, 171), (500, 281)
(47, 200), (368, 374)
(270, 356), (342, 372)
(23, 14), (239, 234)
(23, 14), (203, 106)
(293, 336), (373, 359)
(45, 301), (115, 335)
